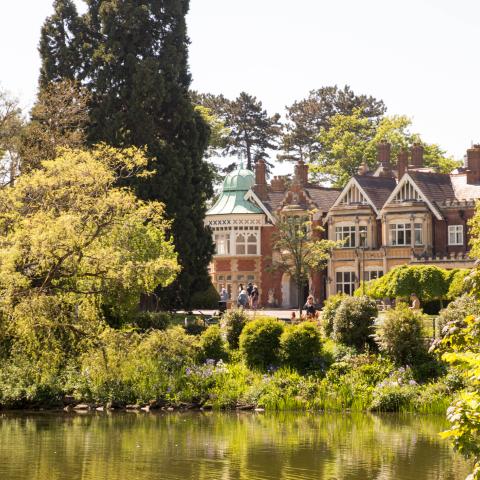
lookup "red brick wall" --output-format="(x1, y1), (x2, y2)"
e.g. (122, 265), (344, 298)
(260, 226), (283, 306)
(215, 259), (231, 272)
(434, 209), (474, 255)
(237, 259), (256, 271)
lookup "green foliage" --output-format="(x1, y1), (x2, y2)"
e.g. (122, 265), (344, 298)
(332, 296), (377, 350)
(239, 317), (284, 370)
(321, 293), (346, 337)
(374, 304), (428, 366)
(437, 297), (480, 479)
(269, 214), (337, 313)
(221, 309), (249, 349)
(194, 91), (282, 171)
(279, 85), (385, 163)
(366, 264), (450, 302)
(190, 282), (220, 309)
(280, 322), (324, 373)
(310, 110), (459, 187)
(438, 295), (480, 336)
(133, 312), (171, 332)
(39, 0), (215, 310)
(447, 269), (471, 299)
(198, 326), (228, 362)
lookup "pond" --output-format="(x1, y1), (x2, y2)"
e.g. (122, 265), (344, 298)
(0, 411), (471, 480)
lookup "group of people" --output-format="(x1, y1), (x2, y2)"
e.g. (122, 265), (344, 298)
(236, 282), (259, 310)
(218, 282), (260, 311)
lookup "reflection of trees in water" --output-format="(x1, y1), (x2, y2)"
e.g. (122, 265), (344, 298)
(0, 412), (471, 480)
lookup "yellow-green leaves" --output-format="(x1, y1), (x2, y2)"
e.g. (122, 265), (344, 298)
(0, 145), (180, 339)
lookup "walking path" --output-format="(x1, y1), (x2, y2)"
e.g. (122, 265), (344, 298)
(180, 308), (299, 320)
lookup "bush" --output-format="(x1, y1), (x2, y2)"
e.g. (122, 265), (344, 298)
(374, 303), (427, 366)
(446, 269), (471, 300)
(183, 316), (207, 335)
(239, 317), (284, 370)
(280, 322), (324, 373)
(198, 326), (228, 362)
(134, 311), (171, 331)
(190, 283), (221, 309)
(332, 296), (377, 350)
(222, 309), (249, 349)
(437, 294), (480, 336)
(321, 293), (345, 337)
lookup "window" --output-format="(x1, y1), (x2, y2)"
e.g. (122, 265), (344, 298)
(214, 233), (230, 255)
(414, 223), (423, 245)
(389, 223), (423, 246)
(235, 232), (258, 255)
(448, 225), (464, 246)
(336, 225), (356, 248)
(390, 223), (410, 246)
(336, 271), (356, 295)
(364, 269), (383, 282)
(359, 225), (368, 247)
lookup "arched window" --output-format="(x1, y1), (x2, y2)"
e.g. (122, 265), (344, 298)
(235, 232), (258, 255)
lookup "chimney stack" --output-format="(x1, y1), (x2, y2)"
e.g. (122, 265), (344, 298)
(411, 143), (424, 168)
(466, 144), (480, 184)
(397, 149), (409, 179)
(271, 176), (286, 192)
(294, 159), (309, 185)
(255, 158), (267, 199)
(377, 141), (392, 177)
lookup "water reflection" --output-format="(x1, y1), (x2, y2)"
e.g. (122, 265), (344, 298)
(0, 411), (471, 480)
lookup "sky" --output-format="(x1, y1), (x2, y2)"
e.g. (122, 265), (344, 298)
(1, 0), (479, 175)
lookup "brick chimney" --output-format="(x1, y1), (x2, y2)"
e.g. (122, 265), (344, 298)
(397, 149), (409, 179)
(255, 158), (267, 199)
(270, 176), (286, 192)
(294, 159), (309, 185)
(466, 144), (480, 184)
(377, 141), (392, 176)
(411, 143), (424, 168)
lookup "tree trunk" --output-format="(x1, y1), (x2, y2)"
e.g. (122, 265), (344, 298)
(298, 283), (303, 318)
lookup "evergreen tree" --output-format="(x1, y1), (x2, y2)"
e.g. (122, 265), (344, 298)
(195, 92), (282, 171)
(39, 0), (215, 309)
(280, 85), (386, 163)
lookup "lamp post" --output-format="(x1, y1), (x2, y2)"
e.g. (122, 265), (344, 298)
(359, 229), (367, 295)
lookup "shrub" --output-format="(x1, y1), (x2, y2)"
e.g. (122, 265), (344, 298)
(198, 326), (228, 362)
(437, 294), (480, 336)
(222, 309), (249, 349)
(332, 296), (377, 350)
(446, 269), (471, 300)
(280, 322), (324, 373)
(190, 283), (221, 309)
(321, 293), (345, 337)
(239, 317), (284, 370)
(134, 311), (171, 331)
(183, 316), (207, 335)
(374, 303), (427, 366)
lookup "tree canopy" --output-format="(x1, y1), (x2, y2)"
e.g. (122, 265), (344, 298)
(38, 0), (214, 308)
(310, 110), (460, 187)
(0, 145), (179, 339)
(279, 85), (386, 164)
(193, 91), (282, 171)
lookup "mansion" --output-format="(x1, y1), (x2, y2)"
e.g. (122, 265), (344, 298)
(205, 143), (480, 308)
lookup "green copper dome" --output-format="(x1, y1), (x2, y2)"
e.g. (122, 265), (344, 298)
(206, 165), (263, 216)
(222, 166), (255, 192)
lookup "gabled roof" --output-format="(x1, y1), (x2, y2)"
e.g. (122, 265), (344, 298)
(381, 172), (446, 220)
(354, 175), (397, 210)
(327, 175), (396, 218)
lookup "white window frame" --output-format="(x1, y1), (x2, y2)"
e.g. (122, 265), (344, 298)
(363, 269), (383, 282)
(214, 233), (230, 255)
(335, 225), (356, 248)
(336, 271), (356, 295)
(389, 222), (423, 246)
(448, 225), (464, 246)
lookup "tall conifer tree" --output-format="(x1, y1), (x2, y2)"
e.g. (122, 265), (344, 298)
(39, 0), (214, 308)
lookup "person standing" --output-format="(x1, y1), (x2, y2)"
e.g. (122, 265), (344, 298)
(246, 282), (254, 309)
(219, 286), (229, 313)
(237, 288), (249, 309)
(251, 284), (259, 310)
